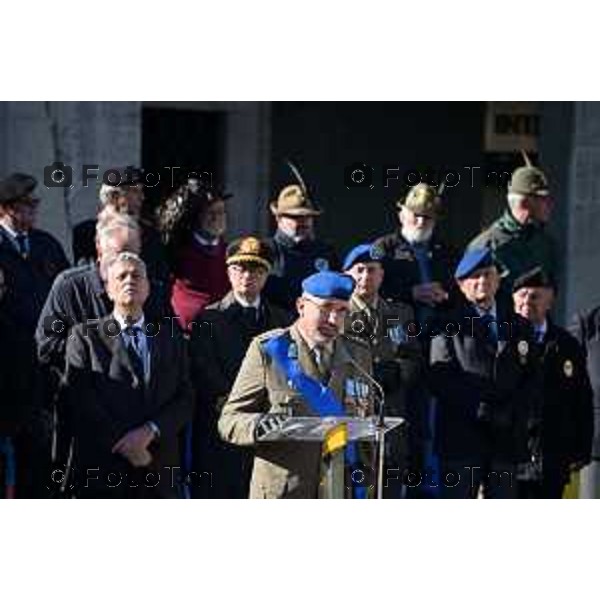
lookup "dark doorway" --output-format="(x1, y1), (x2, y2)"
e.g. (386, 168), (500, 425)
(141, 107), (226, 213)
(270, 101), (486, 257)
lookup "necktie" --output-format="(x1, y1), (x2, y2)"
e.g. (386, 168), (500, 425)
(15, 233), (28, 258)
(313, 346), (332, 379)
(411, 243), (435, 323)
(535, 328), (545, 344)
(412, 243), (433, 283)
(125, 326), (146, 382)
(480, 312), (498, 348)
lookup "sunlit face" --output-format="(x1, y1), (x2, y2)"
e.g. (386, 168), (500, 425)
(513, 286), (554, 325)
(399, 206), (435, 243)
(107, 260), (149, 313)
(458, 266), (500, 307)
(200, 200), (227, 237)
(296, 296), (349, 345)
(346, 261), (384, 302)
(227, 262), (269, 301)
(276, 214), (315, 242)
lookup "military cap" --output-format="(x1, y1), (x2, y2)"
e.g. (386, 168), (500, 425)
(508, 166), (549, 197)
(512, 266), (557, 293)
(302, 271), (355, 301)
(397, 183), (442, 218)
(226, 236), (274, 271)
(270, 184), (322, 217)
(0, 173), (38, 205)
(455, 247), (498, 280)
(342, 243), (384, 271)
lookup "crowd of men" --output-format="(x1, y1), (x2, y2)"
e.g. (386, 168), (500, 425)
(0, 155), (597, 499)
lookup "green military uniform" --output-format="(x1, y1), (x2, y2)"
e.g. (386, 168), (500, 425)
(345, 294), (421, 417)
(468, 164), (558, 295)
(345, 294), (423, 493)
(218, 322), (373, 498)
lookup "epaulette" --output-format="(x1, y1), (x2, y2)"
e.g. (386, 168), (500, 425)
(341, 332), (370, 349)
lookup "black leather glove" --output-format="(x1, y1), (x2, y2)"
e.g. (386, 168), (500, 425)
(254, 414), (290, 441)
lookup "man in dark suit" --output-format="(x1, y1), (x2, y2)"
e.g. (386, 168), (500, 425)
(64, 252), (194, 498)
(0, 172), (69, 498)
(37, 213), (143, 375)
(512, 267), (593, 498)
(0, 173), (70, 334)
(429, 248), (539, 499)
(189, 236), (291, 497)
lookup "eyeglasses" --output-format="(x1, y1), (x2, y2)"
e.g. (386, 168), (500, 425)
(229, 263), (267, 276)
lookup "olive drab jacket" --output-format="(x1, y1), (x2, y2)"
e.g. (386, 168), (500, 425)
(218, 323), (373, 498)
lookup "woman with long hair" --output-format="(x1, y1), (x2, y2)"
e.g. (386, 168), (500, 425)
(159, 178), (231, 332)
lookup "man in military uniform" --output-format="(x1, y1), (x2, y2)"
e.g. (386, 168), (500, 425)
(430, 248), (539, 499)
(263, 183), (338, 312)
(342, 243), (423, 495)
(189, 236), (291, 498)
(0, 173), (69, 498)
(512, 267), (593, 498)
(468, 155), (558, 298)
(372, 183), (458, 335)
(218, 271), (374, 499)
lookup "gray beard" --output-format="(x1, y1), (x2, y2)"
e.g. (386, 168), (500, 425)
(401, 226), (433, 244)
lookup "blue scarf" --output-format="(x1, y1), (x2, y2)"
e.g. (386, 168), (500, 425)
(262, 333), (368, 499)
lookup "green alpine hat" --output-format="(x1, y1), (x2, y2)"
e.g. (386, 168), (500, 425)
(397, 183), (442, 218)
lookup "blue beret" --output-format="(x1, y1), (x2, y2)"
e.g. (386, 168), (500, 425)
(342, 243), (383, 271)
(455, 247), (495, 279)
(302, 271), (355, 301)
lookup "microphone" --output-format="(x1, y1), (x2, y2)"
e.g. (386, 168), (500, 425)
(343, 347), (386, 428)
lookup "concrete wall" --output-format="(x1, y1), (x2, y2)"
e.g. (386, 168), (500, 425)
(0, 101), (141, 260)
(539, 101), (600, 325)
(0, 101), (273, 257)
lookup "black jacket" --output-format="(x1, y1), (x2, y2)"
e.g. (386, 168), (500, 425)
(188, 292), (291, 498)
(429, 300), (540, 462)
(63, 315), (194, 498)
(190, 291), (292, 402)
(263, 230), (338, 312)
(372, 229), (458, 314)
(528, 321), (593, 472)
(36, 263), (169, 376)
(0, 226), (69, 334)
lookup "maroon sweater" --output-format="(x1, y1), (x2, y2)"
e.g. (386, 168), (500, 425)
(170, 237), (230, 331)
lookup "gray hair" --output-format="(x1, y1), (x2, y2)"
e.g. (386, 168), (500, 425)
(105, 251), (147, 279)
(95, 214), (141, 246)
(99, 182), (131, 206)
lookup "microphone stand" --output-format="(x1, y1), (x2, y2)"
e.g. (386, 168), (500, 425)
(347, 354), (387, 499)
